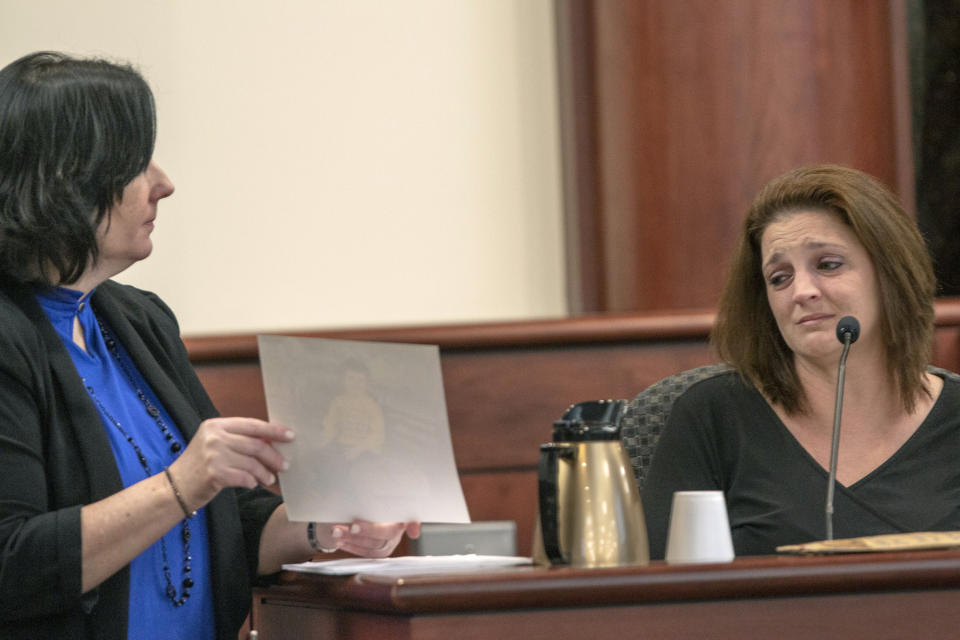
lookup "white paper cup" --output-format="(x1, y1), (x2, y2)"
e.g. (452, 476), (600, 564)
(664, 490), (735, 564)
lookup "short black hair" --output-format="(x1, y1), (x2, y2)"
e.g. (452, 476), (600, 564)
(0, 51), (156, 284)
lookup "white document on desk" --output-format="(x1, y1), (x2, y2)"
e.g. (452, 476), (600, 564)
(283, 555), (532, 577)
(257, 335), (470, 524)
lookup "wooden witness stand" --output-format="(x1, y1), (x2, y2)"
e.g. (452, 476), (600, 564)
(249, 549), (960, 639)
(183, 302), (960, 639)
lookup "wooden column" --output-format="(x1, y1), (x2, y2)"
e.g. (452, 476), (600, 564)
(557, 0), (912, 313)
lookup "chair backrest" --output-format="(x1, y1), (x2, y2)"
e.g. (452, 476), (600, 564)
(928, 365), (960, 384)
(620, 363), (731, 489)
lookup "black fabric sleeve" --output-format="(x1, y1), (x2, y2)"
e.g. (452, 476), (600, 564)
(0, 323), (86, 621)
(236, 489), (284, 582)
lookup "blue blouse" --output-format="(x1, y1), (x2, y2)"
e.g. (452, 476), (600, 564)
(35, 286), (215, 640)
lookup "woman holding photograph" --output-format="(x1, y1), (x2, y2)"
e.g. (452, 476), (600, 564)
(0, 51), (418, 640)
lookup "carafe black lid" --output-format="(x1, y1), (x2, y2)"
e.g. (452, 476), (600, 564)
(552, 399), (626, 441)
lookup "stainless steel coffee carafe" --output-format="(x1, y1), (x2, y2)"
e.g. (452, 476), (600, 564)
(532, 400), (649, 568)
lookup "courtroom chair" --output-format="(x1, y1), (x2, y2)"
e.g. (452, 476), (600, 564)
(619, 363), (731, 490)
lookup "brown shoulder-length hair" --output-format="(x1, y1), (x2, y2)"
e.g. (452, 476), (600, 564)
(711, 164), (936, 415)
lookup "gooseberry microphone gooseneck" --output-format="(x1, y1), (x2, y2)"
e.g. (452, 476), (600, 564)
(825, 316), (861, 540)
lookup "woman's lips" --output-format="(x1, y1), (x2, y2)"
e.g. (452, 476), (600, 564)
(798, 313), (833, 325)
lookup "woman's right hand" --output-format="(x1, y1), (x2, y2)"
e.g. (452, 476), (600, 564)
(167, 417), (294, 512)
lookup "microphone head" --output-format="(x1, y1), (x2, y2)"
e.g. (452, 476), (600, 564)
(836, 316), (860, 344)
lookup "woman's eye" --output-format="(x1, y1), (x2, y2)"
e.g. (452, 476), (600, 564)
(818, 259), (843, 271)
(768, 272), (790, 287)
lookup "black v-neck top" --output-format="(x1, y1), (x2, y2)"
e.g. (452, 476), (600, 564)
(642, 370), (960, 558)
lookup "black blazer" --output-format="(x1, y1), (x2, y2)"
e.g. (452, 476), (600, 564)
(0, 278), (282, 640)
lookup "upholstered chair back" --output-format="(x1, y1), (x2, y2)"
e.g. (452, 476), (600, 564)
(619, 363), (732, 489)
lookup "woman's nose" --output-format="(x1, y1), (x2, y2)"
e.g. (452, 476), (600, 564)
(791, 268), (820, 301)
(147, 160), (175, 200)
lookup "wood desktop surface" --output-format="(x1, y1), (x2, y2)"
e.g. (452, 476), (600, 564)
(251, 549), (960, 639)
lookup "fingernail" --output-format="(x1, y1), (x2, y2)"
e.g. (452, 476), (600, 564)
(351, 523), (361, 534)
(285, 430), (295, 440)
(281, 458), (290, 471)
(332, 527), (344, 539)
(266, 474), (276, 485)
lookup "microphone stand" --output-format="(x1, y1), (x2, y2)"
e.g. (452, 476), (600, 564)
(825, 332), (853, 540)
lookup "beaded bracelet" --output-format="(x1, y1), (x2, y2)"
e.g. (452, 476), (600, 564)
(163, 467), (197, 519)
(307, 522), (339, 553)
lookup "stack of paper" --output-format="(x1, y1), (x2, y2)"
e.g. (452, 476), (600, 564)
(283, 555), (532, 577)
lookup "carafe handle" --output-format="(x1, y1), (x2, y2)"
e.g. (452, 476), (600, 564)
(538, 443), (573, 564)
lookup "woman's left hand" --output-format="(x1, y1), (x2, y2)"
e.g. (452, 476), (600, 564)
(315, 521), (421, 558)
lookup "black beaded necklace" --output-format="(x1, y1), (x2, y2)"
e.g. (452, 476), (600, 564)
(98, 318), (182, 455)
(83, 317), (193, 607)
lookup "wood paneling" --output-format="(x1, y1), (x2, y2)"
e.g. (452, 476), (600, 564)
(439, 340), (714, 471)
(557, 0), (911, 312)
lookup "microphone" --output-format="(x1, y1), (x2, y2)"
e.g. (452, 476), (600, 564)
(835, 316), (861, 345)
(825, 315), (860, 540)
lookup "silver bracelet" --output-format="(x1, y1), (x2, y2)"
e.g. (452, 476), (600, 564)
(163, 467), (196, 519)
(306, 522), (339, 553)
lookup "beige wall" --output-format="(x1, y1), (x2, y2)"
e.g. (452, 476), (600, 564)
(0, 0), (565, 336)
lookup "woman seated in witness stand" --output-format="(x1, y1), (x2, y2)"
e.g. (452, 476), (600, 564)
(642, 163), (960, 559)
(0, 51), (419, 640)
